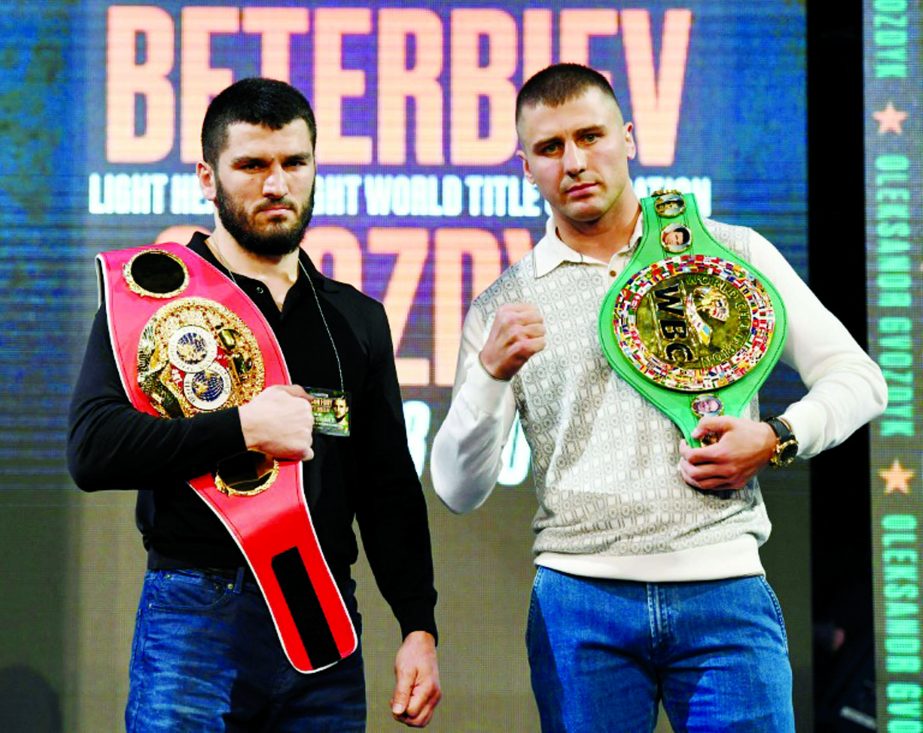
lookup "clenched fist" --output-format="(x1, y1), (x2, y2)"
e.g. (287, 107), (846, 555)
(479, 303), (546, 380)
(238, 385), (315, 461)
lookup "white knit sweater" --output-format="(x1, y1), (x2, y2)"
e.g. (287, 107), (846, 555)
(431, 216), (887, 582)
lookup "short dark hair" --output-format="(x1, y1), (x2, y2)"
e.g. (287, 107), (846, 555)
(516, 63), (621, 127)
(201, 78), (317, 166)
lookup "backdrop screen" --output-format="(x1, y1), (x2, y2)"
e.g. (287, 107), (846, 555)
(74, 1), (808, 485)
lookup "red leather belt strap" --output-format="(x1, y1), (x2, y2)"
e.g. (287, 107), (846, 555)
(98, 242), (357, 673)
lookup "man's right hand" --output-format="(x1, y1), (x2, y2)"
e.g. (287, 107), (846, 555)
(479, 303), (546, 380)
(238, 385), (315, 461)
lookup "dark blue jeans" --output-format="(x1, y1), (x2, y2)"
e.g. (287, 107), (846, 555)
(526, 568), (795, 733)
(126, 568), (365, 732)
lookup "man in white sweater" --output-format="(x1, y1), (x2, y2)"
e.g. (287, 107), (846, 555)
(431, 63), (886, 732)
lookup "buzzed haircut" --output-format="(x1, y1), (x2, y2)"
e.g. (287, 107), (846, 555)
(201, 78), (317, 166)
(516, 63), (621, 126)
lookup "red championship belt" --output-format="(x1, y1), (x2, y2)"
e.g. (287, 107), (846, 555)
(97, 243), (357, 673)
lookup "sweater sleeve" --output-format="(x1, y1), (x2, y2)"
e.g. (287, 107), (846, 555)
(430, 303), (519, 514)
(66, 307), (248, 491)
(749, 232), (888, 457)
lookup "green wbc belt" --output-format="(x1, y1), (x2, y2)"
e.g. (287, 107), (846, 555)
(598, 190), (787, 445)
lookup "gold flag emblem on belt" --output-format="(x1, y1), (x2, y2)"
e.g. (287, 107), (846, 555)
(612, 256), (774, 392)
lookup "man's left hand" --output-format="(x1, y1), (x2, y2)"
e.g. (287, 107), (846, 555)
(678, 416), (777, 491)
(390, 631), (441, 727)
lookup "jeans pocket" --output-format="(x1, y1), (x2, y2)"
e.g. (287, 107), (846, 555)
(525, 567), (546, 651)
(757, 575), (789, 649)
(147, 569), (237, 614)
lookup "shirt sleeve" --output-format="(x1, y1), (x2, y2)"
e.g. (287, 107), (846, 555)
(66, 307), (248, 491)
(749, 231), (888, 458)
(430, 303), (519, 513)
(351, 301), (438, 641)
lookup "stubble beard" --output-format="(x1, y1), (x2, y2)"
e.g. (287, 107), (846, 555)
(214, 178), (315, 257)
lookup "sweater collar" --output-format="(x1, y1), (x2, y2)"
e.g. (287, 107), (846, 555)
(532, 216), (644, 278)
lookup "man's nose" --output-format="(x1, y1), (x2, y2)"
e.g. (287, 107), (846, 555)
(562, 141), (586, 176)
(262, 162), (288, 198)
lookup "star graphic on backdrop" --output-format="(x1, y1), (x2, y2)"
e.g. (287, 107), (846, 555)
(880, 459), (914, 494)
(873, 102), (908, 134)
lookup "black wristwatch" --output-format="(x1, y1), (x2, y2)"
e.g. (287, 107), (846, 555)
(764, 416), (798, 468)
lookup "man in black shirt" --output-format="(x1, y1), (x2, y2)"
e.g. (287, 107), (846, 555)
(68, 78), (440, 731)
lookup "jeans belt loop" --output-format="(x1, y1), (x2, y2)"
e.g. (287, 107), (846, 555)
(233, 566), (247, 594)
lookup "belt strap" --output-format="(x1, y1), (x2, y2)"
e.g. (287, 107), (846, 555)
(97, 242), (357, 673)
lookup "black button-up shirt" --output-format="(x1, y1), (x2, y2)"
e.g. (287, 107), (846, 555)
(67, 233), (437, 639)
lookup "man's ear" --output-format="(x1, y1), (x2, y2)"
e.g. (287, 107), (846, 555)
(623, 122), (637, 161)
(517, 150), (534, 184)
(197, 161), (217, 202)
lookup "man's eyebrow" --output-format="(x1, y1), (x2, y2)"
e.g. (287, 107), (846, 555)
(531, 125), (606, 150)
(574, 124), (605, 135)
(229, 155), (267, 166)
(228, 152), (312, 166)
(531, 134), (562, 150)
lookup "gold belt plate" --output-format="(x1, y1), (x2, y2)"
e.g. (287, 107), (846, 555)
(612, 255), (775, 392)
(137, 297), (265, 418)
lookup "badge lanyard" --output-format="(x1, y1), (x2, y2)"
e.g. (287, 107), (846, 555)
(210, 241), (351, 437)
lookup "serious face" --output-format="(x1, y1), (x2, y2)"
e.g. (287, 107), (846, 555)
(517, 86), (637, 237)
(200, 119), (316, 257)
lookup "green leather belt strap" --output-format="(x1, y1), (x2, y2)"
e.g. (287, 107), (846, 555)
(598, 191), (787, 445)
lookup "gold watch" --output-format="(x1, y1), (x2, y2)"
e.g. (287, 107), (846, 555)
(764, 416), (798, 467)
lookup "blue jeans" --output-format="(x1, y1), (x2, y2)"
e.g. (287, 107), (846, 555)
(126, 568), (365, 732)
(526, 568), (795, 733)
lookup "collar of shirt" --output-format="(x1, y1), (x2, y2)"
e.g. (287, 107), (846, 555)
(188, 231), (341, 295)
(532, 215), (644, 279)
